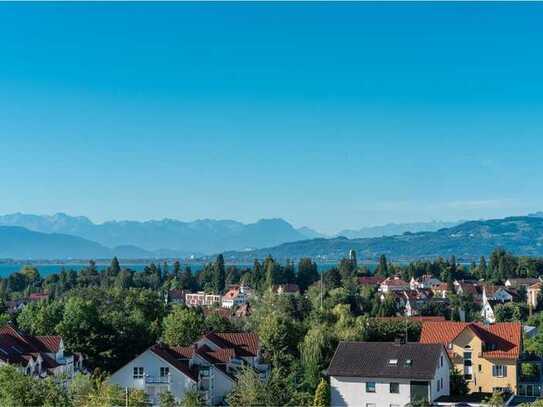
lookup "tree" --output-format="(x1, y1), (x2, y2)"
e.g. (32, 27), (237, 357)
(213, 254), (226, 294)
(484, 391), (505, 407)
(17, 299), (64, 335)
(179, 389), (205, 407)
(300, 325), (335, 388)
(313, 378), (330, 407)
(226, 367), (268, 407)
(297, 258), (319, 293)
(159, 390), (178, 407)
(110, 257), (121, 276)
(377, 254), (389, 276)
(450, 368), (469, 396)
(163, 306), (204, 346)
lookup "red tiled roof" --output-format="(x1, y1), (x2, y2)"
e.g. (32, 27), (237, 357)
(149, 344), (198, 381)
(28, 293), (49, 301)
(382, 277), (409, 287)
(377, 316), (446, 322)
(358, 276), (385, 286)
(223, 285), (241, 300)
(31, 336), (62, 353)
(205, 332), (259, 357)
(419, 321), (522, 360)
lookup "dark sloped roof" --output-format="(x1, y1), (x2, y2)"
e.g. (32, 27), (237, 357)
(327, 342), (445, 379)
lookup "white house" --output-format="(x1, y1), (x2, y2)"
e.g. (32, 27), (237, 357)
(328, 341), (451, 407)
(185, 292), (222, 308)
(0, 324), (84, 381)
(221, 285), (252, 309)
(109, 332), (269, 406)
(379, 277), (410, 293)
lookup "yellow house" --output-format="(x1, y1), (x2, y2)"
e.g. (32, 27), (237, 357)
(420, 321), (522, 394)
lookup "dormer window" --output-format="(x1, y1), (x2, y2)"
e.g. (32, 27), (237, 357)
(447, 343), (453, 350)
(388, 359), (398, 366)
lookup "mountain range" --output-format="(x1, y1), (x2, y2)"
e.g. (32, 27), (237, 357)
(0, 213), (320, 257)
(337, 220), (462, 239)
(2, 213), (543, 261)
(222, 216), (543, 262)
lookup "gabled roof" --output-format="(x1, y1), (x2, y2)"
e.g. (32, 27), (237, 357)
(149, 344), (198, 381)
(0, 324), (64, 366)
(328, 342), (447, 379)
(31, 336), (62, 353)
(381, 277), (409, 287)
(419, 321), (522, 359)
(358, 276), (385, 286)
(204, 332), (259, 357)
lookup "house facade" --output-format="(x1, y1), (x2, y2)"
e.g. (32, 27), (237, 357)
(528, 282), (542, 309)
(109, 332), (269, 406)
(328, 342), (451, 407)
(185, 292), (222, 307)
(379, 277), (410, 293)
(221, 285), (252, 309)
(0, 324), (84, 381)
(420, 321), (522, 394)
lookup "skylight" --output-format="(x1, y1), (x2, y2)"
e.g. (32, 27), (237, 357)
(388, 359), (398, 366)
(405, 359), (412, 367)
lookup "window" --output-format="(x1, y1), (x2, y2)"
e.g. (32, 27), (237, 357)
(478, 364), (482, 372)
(440, 355), (444, 367)
(405, 359), (412, 367)
(366, 382), (376, 393)
(447, 343), (453, 350)
(493, 365), (507, 378)
(160, 367), (169, 377)
(437, 379), (441, 392)
(389, 359), (398, 366)
(390, 382), (399, 394)
(133, 367), (144, 379)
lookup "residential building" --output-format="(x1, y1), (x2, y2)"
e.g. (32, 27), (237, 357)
(109, 332), (269, 406)
(185, 292), (222, 308)
(379, 276), (410, 293)
(481, 285), (518, 323)
(528, 282), (542, 309)
(419, 321), (522, 394)
(167, 289), (186, 305)
(272, 283), (300, 295)
(358, 276), (385, 289)
(221, 285), (252, 309)
(505, 278), (540, 289)
(328, 341), (451, 407)
(410, 275), (443, 290)
(0, 324), (84, 381)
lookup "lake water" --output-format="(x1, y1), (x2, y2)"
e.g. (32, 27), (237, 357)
(0, 262), (341, 278)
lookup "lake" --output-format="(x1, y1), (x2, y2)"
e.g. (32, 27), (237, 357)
(0, 262), (342, 278)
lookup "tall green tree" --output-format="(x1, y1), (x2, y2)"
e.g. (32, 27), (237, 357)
(163, 306), (204, 346)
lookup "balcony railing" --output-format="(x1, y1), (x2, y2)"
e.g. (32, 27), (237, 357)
(145, 375), (171, 384)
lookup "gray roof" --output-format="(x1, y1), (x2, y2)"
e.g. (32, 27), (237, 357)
(327, 342), (446, 380)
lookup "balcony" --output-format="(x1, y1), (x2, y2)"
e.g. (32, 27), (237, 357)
(145, 375), (171, 384)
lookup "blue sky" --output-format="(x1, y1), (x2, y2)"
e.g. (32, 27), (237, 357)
(1, 2), (543, 234)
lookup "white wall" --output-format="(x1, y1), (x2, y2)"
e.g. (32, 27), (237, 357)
(430, 349), (451, 401)
(330, 376), (411, 407)
(109, 350), (195, 402)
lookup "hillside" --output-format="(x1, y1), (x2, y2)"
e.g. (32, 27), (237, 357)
(0, 213), (318, 254)
(221, 216), (543, 262)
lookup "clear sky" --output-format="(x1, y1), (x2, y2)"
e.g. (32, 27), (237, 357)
(1, 2), (543, 234)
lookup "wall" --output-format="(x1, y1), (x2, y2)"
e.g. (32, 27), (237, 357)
(109, 350), (195, 402)
(452, 328), (517, 393)
(330, 376), (411, 407)
(430, 349), (451, 401)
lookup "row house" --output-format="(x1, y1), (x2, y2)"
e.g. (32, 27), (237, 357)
(328, 341), (451, 407)
(420, 321), (522, 395)
(0, 324), (84, 381)
(185, 292), (222, 308)
(109, 332), (269, 406)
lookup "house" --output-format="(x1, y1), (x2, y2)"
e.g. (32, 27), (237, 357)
(505, 278), (540, 289)
(379, 277), (410, 293)
(167, 289), (186, 305)
(410, 275), (443, 290)
(272, 283), (300, 295)
(185, 292), (222, 308)
(328, 341), (451, 407)
(109, 332), (269, 406)
(454, 280), (482, 298)
(480, 286), (518, 323)
(528, 281), (542, 309)
(0, 324), (84, 381)
(221, 285), (252, 309)
(419, 321), (522, 394)
(358, 276), (385, 289)
(432, 283), (450, 299)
